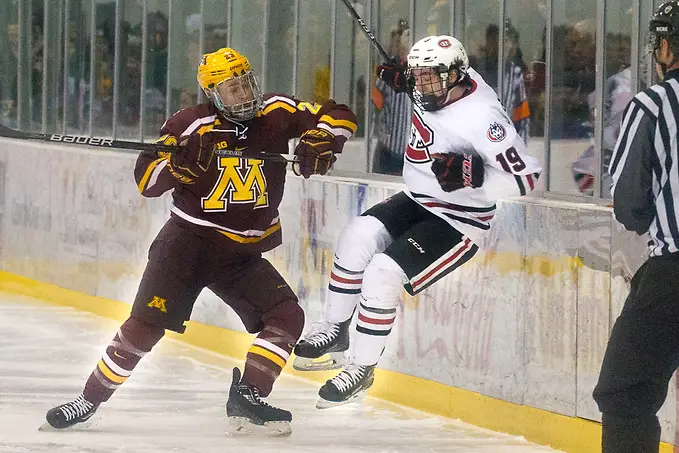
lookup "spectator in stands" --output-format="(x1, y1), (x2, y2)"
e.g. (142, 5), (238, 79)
(524, 27), (546, 137)
(145, 12), (169, 133)
(551, 20), (596, 140)
(571, 33), (633, 195)
(0, 23), (19, 126)
(475, 22), (530, 144)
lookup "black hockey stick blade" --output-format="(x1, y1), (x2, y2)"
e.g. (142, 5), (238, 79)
(0, 124), (297, 163)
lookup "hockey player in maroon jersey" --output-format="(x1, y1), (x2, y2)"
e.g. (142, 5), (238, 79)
(43, 47), (357, 436)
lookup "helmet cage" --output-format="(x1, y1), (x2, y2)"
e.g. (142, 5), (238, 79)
(203, 70), (262, 121)
(406, 36), (469, 111)
(408, 62), (467, 111)
(407, 64), (452, 111)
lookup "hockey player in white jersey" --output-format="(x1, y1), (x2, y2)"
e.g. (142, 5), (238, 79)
(294, 35), (542, 408)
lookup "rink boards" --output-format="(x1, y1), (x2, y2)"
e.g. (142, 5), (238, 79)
(0, 137), (675, 452)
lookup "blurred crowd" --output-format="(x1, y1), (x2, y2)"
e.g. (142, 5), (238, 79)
(0, 0), (634, 194)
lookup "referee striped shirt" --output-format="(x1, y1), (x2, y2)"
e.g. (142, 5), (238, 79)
(609, 68), (679, 256)
(374, 77), (412, 157)
(501, 59), (530, 145)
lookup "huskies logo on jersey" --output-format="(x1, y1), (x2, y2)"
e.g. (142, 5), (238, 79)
(406, 111), (435, 163)
(487, 122), (506, 142)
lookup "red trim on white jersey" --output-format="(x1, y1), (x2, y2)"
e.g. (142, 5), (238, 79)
(411, 193), (496, 231)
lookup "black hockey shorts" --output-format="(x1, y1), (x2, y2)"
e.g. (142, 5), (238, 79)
(362, 191), (479, 295)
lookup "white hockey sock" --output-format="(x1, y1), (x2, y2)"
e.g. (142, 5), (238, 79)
(323, 215), (393, 324)
(351, 253), (405, 366)
(353, 298), (397, 366)
(324, 262), (363, 323)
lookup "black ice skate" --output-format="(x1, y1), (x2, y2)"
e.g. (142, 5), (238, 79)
(226, 367), (292, 437)
(40, 394), (99, 431)
(293, 318), (351, 371)
(316, 363), (376, 409)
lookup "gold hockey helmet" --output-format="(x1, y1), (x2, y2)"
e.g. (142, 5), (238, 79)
(197, 48), (263, 121)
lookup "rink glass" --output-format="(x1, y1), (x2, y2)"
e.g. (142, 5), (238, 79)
(0, 0), (656, 201)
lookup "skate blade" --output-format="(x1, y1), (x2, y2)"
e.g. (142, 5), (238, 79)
(38, 419), (94, 432)
(227, 417), (291, 437)
(292, 352), (345, 372)
(315, 391), (365, 410)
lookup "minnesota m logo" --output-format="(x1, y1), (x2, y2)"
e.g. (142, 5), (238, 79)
(147, 296), (167, 313)
(203, 157), (268, 211)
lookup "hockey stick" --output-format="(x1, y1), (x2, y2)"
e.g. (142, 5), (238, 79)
(339, 0), (416, 102)
(339, 0), (391, 63)
(0, 124), (298, 163)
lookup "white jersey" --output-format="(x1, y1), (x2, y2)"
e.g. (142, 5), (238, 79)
(402, 68), (542, 244)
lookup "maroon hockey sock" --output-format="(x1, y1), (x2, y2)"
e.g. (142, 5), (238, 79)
(242, 300), (303, 397)
(83, 316), (164, 404)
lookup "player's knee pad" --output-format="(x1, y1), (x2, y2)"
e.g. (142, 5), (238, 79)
(361, 253), (407, 309)
(120, 316), (165, 352)
(334, 215), (393, 271)
(261, 299), (305, 342)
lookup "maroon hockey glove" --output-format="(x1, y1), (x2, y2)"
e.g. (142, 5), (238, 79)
(431, 152), (485, 192)
(293, 128), (337, 179)
(376, 58), (412, 94)
(166, 133), (216, 184)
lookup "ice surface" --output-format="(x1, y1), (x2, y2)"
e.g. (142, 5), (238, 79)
(0, 294), (561, 452)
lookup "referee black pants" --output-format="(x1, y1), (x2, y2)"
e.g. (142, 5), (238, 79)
(593, 254), (679, 453)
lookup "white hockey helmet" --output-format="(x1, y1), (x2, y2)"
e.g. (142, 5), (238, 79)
(407, 35), (470, 111)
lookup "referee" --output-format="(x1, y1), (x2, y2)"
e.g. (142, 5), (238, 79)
(593, 2), (679, 452)
(371, 19), (413, 175)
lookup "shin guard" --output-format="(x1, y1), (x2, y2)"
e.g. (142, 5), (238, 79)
(83, 316), (165, 404)
(352, 253), (405, 366)
(325, 215), (392, 323)
(242, 300), (304, 397)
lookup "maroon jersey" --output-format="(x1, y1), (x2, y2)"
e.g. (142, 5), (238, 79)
(134, 93), (357, 253)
